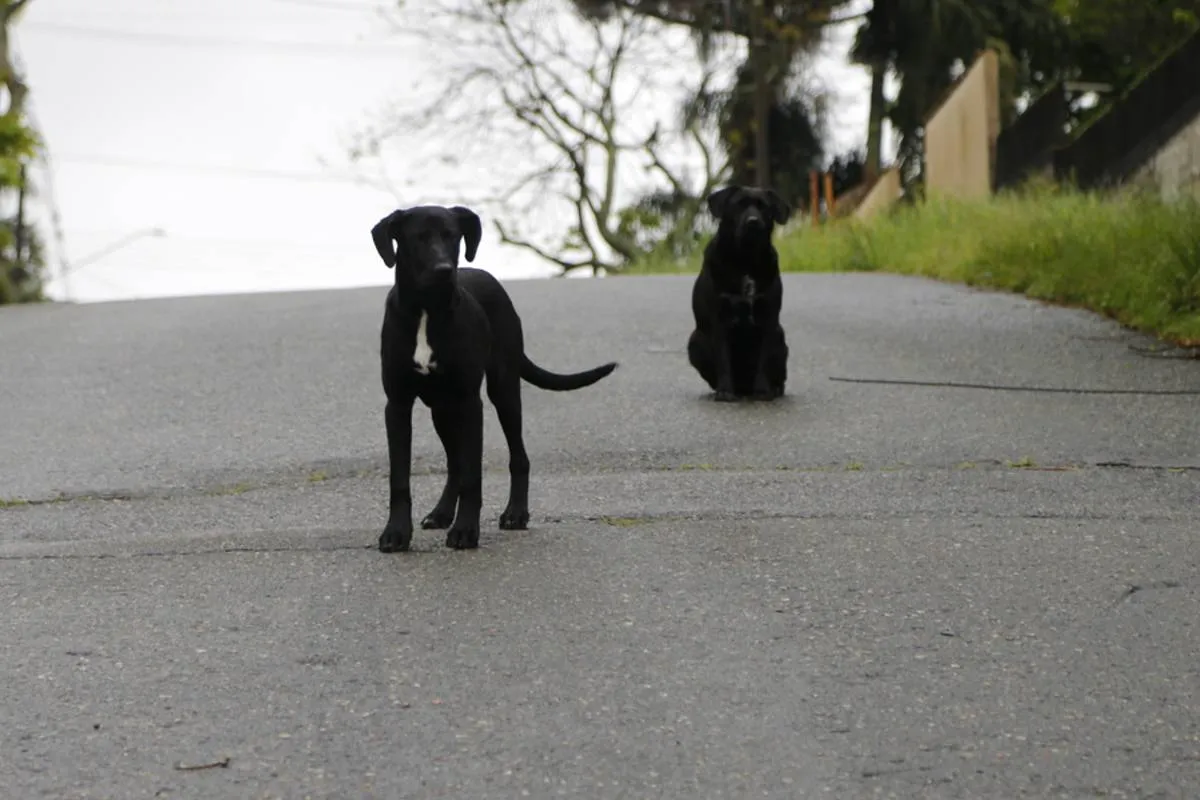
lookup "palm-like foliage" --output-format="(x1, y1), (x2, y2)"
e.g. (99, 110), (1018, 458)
(852, 0), (1068, 186)
(566, 1), (854, 199)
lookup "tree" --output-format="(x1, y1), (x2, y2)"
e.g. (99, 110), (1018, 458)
(825, 147), (864, 198)
(0, 0), (42, 304)
(1055, 0), (1200, 92)
(0, 0), (30, 118)
(567, 0), (857, 199)
(682, 54), (827, 211)
(0, 171), (44, 304)
(353, 0), (731, 274)
(851, 0), (1069, 188)
(848, 0), (1200, 191)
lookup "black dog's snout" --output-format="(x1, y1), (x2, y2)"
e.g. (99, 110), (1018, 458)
(432, 262), (454, 274)
(744, 212), (765, 229)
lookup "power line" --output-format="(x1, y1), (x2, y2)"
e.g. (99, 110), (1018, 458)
(45, 0), (386, 12)
(63, 230), (369, 253)
(271, 0), (390, 9)
(57, 153), (394, 189)
(30, 0), (392, 25)
(20, 22), (407, 57)
(120, 233), (361, 250)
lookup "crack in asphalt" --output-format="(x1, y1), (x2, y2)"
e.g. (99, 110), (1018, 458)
(2, 511), (1196, 562)
(829, 376), (1200, 395)
(0, 543), (377, 561)
(3, 460), (1196, 511)
(1112, 580), (1188, 607)
(575, 510), (1195, 525)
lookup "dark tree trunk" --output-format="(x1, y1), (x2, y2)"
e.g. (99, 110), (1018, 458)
(864, 66), (886, 180)
(750, 1), (771, 188)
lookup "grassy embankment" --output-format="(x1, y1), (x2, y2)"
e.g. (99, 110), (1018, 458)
(627, 185), (1200, 345)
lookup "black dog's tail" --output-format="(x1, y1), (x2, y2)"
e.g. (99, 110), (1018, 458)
(520, 354), (617, 391)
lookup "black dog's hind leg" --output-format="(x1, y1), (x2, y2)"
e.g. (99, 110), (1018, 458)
(421, 405), (461, 530)
(379, 396), (416, 552)
(690, 327), (737, 399)
(769, 330), (788, 397)
(445, 395), (484, 550)
(487, 370), (530, 530)
(687, 329), (718, 390)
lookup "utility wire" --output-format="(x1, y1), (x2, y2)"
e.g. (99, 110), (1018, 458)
(20, 22), (406, 57)
(56, 153), (391, 188)
(75, 231), (374, 250)
(270, 0), (389, 9)
(828, 376), (1200, 397)
(30, 8), (386, 26)
(46, 0), (387, 11)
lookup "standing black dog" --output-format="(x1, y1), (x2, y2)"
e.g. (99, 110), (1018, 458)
(371, 204), (617, 552)
(687, 185), (791, 401)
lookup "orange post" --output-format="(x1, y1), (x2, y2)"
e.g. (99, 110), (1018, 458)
(823, 172), (835, 217)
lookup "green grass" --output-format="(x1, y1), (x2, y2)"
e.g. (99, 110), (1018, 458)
(627, 184), (1200, 345)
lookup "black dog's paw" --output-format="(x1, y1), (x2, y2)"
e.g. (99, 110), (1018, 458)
(753, 384), (784, 401)
(445, 523), (481, 550)
(498, 506), (530, 531)
(421, 507), (455, 530)
(378, 521), (413, 553)
(713, 389), (740, 403)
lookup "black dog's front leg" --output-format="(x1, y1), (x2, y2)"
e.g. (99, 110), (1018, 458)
(713, 329), (738, 402)
(421, 405), (461, 530)
(380, 396), (416, 552)
(751, 330), (776, 399)
(768, 328), (789, 397)
(445, 395), (484, 550)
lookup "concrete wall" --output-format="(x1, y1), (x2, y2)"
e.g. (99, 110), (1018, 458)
(923, 50), (1001, 199)
(852, 168), (902, 220)
(1131, 107), (1200, 202)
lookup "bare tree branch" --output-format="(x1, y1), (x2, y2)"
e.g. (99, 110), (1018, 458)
(352, 0), (730, 273)
(495, 220), (599, 272)
(578, 0), (867, 37)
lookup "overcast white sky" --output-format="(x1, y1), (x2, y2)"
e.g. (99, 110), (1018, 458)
(14, 0), (877, 303)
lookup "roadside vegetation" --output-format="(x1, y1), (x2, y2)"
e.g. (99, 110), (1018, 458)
(0, 0), (44, 306)
(366, 1), (1200, 279)
(628, 183), (1200, 345)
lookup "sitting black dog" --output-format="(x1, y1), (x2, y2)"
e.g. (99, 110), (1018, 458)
(687, 185), (791, 401)
(371, 204), (617, 552)
(719, 275), (758, 329)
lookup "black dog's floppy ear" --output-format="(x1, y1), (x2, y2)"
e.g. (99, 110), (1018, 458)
(451, 206), (482, 263)
(370, 209), (405, 268)
(765, 189), (791, 225)
(706, 186), (739, 219)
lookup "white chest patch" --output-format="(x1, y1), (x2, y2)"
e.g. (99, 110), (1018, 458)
(412, 311), (436, 375)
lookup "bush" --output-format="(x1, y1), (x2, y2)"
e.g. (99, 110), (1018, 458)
(627, 183), (1200, 344)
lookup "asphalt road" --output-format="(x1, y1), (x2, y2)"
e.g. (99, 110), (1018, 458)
(2, 273), (1198, 799)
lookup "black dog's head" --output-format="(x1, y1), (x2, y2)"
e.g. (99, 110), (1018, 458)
(370, 205), (482, 304)
(706, 185), (791, 246)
